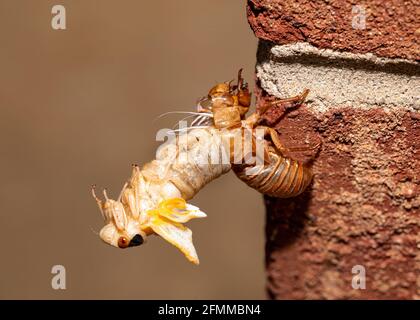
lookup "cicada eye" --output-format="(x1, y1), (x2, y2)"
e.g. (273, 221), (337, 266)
(117, 236), (129, 248)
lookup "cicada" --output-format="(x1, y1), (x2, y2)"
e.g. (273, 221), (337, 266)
(92, 70), (319, 264)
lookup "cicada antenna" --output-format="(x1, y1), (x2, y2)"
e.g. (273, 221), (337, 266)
(118, 183), (128, 202)
(91, 185), (106, 220)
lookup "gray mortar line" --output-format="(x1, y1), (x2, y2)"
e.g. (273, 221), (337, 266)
(256, 41), (420, 113)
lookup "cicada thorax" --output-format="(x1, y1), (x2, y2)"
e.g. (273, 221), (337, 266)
(209, 91), (242, 130)
(231, 144), (313, 199)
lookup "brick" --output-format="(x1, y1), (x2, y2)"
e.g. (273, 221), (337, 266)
(248, 1), (420, 299)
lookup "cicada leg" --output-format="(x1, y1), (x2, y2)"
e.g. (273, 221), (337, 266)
(259, 89), (309, 116)
(250, 129), (271, 165)
(244, 89), (310, 129)
(259, 126), (322, 159)
(233, 128), (271, 166)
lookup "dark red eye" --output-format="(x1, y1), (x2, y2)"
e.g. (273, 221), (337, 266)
(118, 236), (129, 248)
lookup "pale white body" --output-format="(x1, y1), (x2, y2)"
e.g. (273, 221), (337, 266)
(94, 127), (233, 264)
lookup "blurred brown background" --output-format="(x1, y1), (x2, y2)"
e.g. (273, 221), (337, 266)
(0, 1), (264, 299)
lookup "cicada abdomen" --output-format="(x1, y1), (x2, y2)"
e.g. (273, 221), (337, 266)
(232, 146), (313, 198)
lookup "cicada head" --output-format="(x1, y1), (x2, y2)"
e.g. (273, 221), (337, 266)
(92, 186), (147, 249)
(208, 82), (231, 97)
(196, 82), (234, 115)
(92, 182), (207, 265)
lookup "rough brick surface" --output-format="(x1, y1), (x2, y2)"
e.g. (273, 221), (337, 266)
(258, 97), (420, 299)
(247, 0), (420, 60)
(249, 0), (420, 299)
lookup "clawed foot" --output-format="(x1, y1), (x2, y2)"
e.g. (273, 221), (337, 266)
(259, 88), (310, 120)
